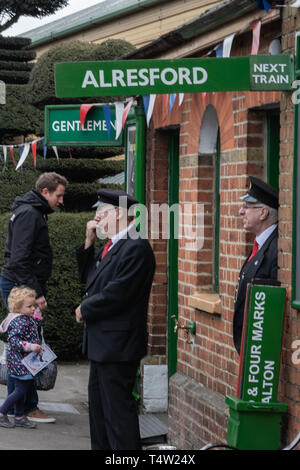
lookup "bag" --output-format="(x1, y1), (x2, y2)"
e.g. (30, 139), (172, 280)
(34, 360), (58, 391)
(0, 343), (8, 386)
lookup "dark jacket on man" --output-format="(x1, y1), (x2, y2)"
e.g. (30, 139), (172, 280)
(1, 190), (53, 298)
(76, 229), (156, 363)
(233, 227), (278, 354)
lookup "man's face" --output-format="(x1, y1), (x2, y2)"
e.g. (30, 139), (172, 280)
(42, 184), (66, 210)
(95, 204), (118, 239)
(239, 202), (264, 233)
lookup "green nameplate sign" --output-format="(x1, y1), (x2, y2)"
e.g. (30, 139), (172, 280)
(238, 284), (286, 403)
(44, 105), (123, 146)
(55, 55), (294, 98)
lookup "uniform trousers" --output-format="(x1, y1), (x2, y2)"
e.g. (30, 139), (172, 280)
(88, 360), (141, 450)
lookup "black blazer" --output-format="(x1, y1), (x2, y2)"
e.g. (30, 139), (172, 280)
(76, 229), (156, 363)
(233, 227), (278, 354)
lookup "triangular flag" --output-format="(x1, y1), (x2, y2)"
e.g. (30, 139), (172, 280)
(162, 94), (169, 114)
(115, 102), (124, 140)
(102, 105), (111, 139)
(142, 95), (150, 118)
(9, 146), (16, 167)
(41, 137), (47, 160)
(251, 19), (261, 55)
(216, 44), (223, 58)
(223, 33), (235, 58)
(52, 146), (59, 160)
(256, 0), (271, 11)
(80, 104), (94, 129)
(169, 94), (176, 114)
(178, 93), (184, 106)
(18, 145), (23, 170)
(122, 98), (135, 129)
(142, 94), (156, 127)
(31, 141), (37, 168)
(202, 93), (207, 105)
(269, 38), (281, 55)
(68, 147), (73, 159)
(3, 145), (7, 165)
(16, 143), (30, 170)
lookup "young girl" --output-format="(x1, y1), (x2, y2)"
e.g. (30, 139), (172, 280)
(0, 287), (42, 429)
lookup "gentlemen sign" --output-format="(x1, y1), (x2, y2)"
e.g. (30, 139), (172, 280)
(55, 55), (294, 98)
(44, 104), (123, 146)
(238, 284), (286, 403)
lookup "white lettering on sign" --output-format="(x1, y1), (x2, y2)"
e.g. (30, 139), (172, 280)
(81, 67), (208, 89)
(52, 120), (116, 132)
(251, 291), (265, 342)
(252, 63), (289, 86)
(261, 360), (275, 403)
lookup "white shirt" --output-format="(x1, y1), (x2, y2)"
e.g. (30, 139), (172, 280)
(256, 224), (277, 250)
(109, 222), (136, 251)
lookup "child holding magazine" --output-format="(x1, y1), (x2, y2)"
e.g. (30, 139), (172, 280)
(0, 286), (42, 429)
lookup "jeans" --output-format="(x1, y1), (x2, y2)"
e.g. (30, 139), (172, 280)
(0, 276), (39, 414)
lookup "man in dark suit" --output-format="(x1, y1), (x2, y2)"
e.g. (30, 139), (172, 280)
(75, 189), (155, 450)
(233, 176), (279, 354)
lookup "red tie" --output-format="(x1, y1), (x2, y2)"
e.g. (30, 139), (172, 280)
(101, 239), (112, 260)
(248, 239), (259, 262)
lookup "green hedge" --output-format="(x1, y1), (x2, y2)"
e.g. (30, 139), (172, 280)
(0, 36), (32, 49)
(0, 212), (105, 360)
(27, 39), (136, 108)
(0, 49), (36, 62)
(0, 70), (30, 84)
(0, 84), (43, 138)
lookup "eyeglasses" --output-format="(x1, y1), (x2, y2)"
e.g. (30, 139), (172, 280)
(96, 207), (117, 219)
(241, 204), (264, 210)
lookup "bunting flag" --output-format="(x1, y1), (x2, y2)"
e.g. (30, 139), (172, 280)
(9, 146), (16, 167)
(169, 94), (176, 114)
(223, 33), (235, 58)
(102, 105), (111, 139)
(215, 44), (223, 58)
(178, 93), (184, 106)
(52, 146), (59, 160)
(16, 143), (30, 171)
(3, 146), (7, 165)
(41, 137), (47, 160)
(251, 19), (261, 55)
(122, 98), (135, 129)
(18, 146), (23, 170)
(68, 147), (73, 159)
(202, 93), (207, 105)
(269, 38), (281, 54)
(80, 104), (94, 129)
(256, 0), (272, 12)
(115, 102), (124, 140)
(31, 141), (37, 168)
(162, 94), (169, 114)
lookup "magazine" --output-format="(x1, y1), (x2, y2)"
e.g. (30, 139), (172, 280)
(21, 343), (57, 376)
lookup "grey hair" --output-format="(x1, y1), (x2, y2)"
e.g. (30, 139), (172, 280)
(266, 206), (278, 224)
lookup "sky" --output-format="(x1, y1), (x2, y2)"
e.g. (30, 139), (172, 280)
(3, 0), (105, 36)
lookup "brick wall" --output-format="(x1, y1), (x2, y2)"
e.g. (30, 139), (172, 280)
(145, 11), (300, 449)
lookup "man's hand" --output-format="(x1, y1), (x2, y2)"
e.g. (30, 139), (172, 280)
(75, 305), (83, 323)
(36, 296), (47, 311)
(84, 216), (100, 249)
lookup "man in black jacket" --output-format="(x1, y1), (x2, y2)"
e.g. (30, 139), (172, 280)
(233, 176), (279, 354)
(75, 189), (155, 450)
(0, 172), (68, 422)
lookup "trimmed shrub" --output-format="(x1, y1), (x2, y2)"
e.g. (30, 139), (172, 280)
(0, 36), (32, 49)
(0, 84), (43, 138)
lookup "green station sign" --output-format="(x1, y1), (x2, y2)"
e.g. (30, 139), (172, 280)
(44, 104), (123, 146)
(55, 55), (294, 98)
(238, 284), (286, 404)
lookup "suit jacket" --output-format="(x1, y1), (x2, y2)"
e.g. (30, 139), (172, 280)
(233, 227), (278, 354)
(76, 228), (156, 363)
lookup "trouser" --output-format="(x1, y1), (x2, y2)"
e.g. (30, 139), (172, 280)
(0, 276), (39, 414)
(88, 360), (141, 450)
(0, 378), (34, 417)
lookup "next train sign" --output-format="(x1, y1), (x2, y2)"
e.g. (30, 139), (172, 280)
(55, 55), (294, 98)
